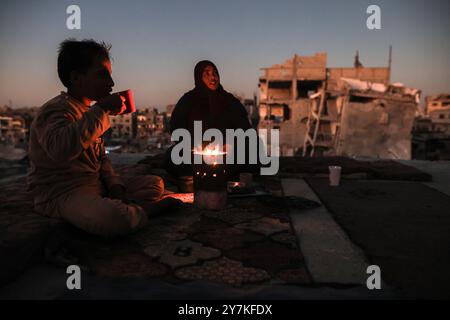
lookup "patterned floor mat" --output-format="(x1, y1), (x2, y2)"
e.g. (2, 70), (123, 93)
(61, 177), (316, 287)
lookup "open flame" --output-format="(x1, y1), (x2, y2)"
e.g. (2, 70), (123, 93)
(193, 145), (226, 156)
(193, 145), (227, 166)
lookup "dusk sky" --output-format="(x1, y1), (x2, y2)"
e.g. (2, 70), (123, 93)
(1, 0), (449, 110)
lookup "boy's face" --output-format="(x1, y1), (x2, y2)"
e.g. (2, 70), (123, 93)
(72, 58), (114, 101)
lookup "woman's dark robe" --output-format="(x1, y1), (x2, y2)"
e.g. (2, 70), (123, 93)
(165, 61), (255, 179)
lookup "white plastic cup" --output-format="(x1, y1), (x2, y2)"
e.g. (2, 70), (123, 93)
(329, 166), (342, 186)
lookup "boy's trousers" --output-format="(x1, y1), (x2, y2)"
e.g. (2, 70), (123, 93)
(34, 175), (164, 237)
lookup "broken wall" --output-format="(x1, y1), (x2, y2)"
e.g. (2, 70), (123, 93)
(328, 67), (390, 84)
(284, 99), (310, 155)
(336, 97), (417, 159)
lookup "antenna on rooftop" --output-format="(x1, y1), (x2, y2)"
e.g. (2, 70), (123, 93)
(354, 50), (363, 68)
(388, 45), (392, 82)
(388, 45), (392, 69)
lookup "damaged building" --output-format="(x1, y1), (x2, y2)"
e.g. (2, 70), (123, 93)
(425, 94), (450, 134)
(411, 94), (450, 160)
(0, 116), (27, 146)
(258, 51), (420, 159)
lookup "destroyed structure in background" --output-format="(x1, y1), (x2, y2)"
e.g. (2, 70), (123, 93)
(0, 116), (27, 146)
(1, 51), (447, 161)
(425, 94), (450, 134)
(258, 50), (421, 159)
(412, 94), (450, 160)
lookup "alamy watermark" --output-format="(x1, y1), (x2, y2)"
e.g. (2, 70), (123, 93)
(171, 121), (280, 175)
(66, 265), (81, 290)
(366, 265), (382, 290)
(67, 4), (381, 31)
(66, 5), (81, 30)
(366, 5), (381, 30)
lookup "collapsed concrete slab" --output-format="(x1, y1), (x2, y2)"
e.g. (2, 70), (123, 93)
(330, 80), (420, 160)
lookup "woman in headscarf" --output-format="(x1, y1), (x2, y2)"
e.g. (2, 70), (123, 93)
(165, 60), (254, 191)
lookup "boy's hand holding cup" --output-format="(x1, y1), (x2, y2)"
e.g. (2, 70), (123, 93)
(97, 89), (136, 116)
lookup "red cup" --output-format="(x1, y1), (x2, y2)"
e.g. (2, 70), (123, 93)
(116, 89), (136, 114)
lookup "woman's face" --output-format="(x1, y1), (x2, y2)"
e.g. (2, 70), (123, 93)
(202, 65), (220, 91)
